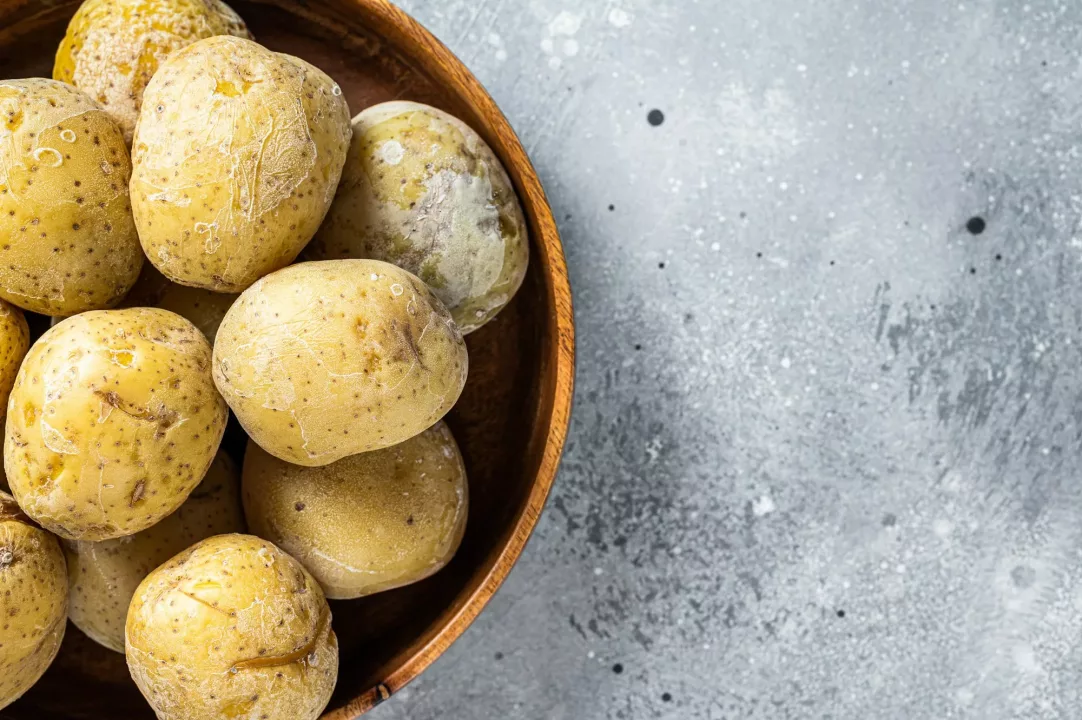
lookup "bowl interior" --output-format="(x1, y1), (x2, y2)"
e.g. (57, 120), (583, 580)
(0, 2), (565, 718)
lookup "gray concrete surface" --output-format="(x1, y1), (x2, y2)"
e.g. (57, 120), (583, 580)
(373, 1), (1082, 718)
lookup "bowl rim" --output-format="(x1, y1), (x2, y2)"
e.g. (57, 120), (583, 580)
(298, 1), (576, 717)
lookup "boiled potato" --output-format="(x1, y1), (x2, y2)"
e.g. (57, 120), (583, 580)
(5, 307), (228, 540)
(0, 492), (67, 710)
(243, 421), (467, 599)
(121, 263), (237, 343)
(308, 101), (528, 334)
(126, 533), (338, 720)
(131, 36), (351, 292)
(0, 301), (29, 426)
(66, 451), (243, 652)
(214, 260), (467, 466)
(0, 79), (143, 316)
(53, 0), (252, 142)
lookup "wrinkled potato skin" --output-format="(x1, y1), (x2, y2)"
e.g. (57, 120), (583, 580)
(121, 263), (237, 343)
(0, 493), (67, 710)
(5, 307), (228, 540)
(126, 534), (338, 720)
(0, 79), (143, 316)
(309, 101), (528, 334)
(243, 422), (468, 599)
(66, 452), (243, 652)
(53, 0), (252, 142)
(131, 36), (351, 292)
(214, 260), (467, 466)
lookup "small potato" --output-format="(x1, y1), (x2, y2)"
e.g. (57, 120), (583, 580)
(0, 492), (67, 710)
(131, 36), (351, 292)
(214, 260), (467, 466)
(66, 451), (243, 652)
(243, 421), (467, 599)
(309, 101), (528, 334)
(121, 263), (237, 343)
(0, 79), (143, 316)
(5, 307), (228, 540)
(53, 0), (252, 142)
(126, 534), (338, 720)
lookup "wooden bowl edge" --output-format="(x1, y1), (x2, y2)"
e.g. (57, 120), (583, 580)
(306, 1), (576, 717)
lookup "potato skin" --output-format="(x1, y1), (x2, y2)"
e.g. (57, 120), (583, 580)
(243, 421), (467, 599)
(126, 533), (338, 720)
(214, 260), (468, 466)
(0, 493), (67, 710)
(5, 307), (228, 540)
(309, 101), (528, 334)
(131, 36), (351, 292)
(53, 0), (252, 142)
(65, 451), (243, 652)
(0, 79), (143, 316)
(0, 301), (29, 426)
(121, 263), (237, 343)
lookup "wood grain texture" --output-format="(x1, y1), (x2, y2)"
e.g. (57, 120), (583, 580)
(0, 1), (575, 718)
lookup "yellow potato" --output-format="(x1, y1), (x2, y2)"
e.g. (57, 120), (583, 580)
(309, 101), (529, 334)
(53, 0), (252, 142)
(126, 534), (338, 720)
(0, 492), (67, 710)
(121, 263), (237, 343)
(131, 36), (351, 292)
(243, 421), (468, 599)
(5, 307), (228, 540)
(0, 300), (29, 426)
(66, 451), (243, 652)
(214, 260), (468, 466)
(0, 79), (143, 316)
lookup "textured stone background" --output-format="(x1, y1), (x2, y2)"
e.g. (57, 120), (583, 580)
(373, 1), (1082, 718)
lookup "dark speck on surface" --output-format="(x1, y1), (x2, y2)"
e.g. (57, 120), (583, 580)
(836, 610), (846, 618)
(966, 216), (986, 235)
(662, 693), (673, 702)
(612, 663), (624, 675)
(647, 109), (665, 126)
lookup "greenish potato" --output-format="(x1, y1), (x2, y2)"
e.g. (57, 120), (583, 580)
(131, 36), (351, 292)
(0, 79), (143, 316)
(65, 451), (243, 652)
(53, 0), (252, 142)
(308, 101), (529, 334)
(242, 421), (468, 599)
(0, 492), (67, 710)
(121, 263), (237, 343)
(213, 260), (467, 466)
(126, 534), (338, 720)
(5, 307), (228, 540)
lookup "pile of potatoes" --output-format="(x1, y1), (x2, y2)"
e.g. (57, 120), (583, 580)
(0, 0), (528, 717)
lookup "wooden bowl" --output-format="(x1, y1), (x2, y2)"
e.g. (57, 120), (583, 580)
(0, 1), (575, 718)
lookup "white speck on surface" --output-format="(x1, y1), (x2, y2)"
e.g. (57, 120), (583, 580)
(548, 10), (583, 36)
(593, 567), (604, 576)
(780, 357), (792, 369)
(608, 8), (632, 27)
(752, 495), (776, 516)
(563, 39), (580, 56)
